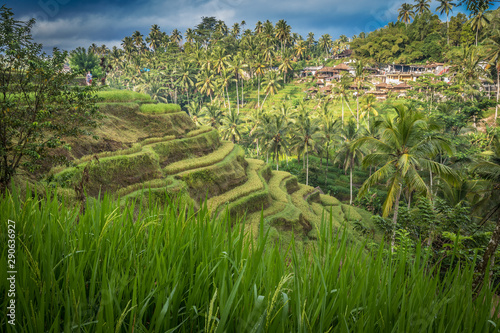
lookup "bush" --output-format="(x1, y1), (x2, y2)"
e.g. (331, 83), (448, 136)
(96, 90), (152, 102)
(139, 103), (181, 114)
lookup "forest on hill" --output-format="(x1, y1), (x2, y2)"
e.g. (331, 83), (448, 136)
(1, 1), (500, 331)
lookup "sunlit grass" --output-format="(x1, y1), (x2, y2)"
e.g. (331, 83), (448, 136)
(0, 188), (498, 332)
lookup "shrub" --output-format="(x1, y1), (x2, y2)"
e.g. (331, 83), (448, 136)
(96, 90), (152, 102)
(139, 103), (181, 114)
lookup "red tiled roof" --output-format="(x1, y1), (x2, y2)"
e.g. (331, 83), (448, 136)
(333, 63), (352, 71)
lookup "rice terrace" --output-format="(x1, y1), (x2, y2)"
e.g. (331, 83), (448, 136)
(1, 0), (500, 331)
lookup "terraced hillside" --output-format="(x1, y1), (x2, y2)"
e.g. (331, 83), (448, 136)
(50, 91), (375, 243)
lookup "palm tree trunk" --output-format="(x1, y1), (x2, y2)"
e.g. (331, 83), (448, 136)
(306, 144), (309, 186)
(474, 213), (500, 292)
(349, 161), (353, 205)
(341, 98), (345, 125)
(257, 75), (261, 108)
(226, 86), (231, 112)
(261, 92), (269, 110)
(391, 183), (402, 252)
(242, 78), (244, 107)
(325, 143), (329, 187)
(236, 78), (240, 115)
(356, 94), (359, 129)
(447, 16), (450, 45)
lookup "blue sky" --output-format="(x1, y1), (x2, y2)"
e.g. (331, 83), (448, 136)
(4, 0), (499, 52)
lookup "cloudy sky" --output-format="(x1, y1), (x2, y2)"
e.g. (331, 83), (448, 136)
(5, 0), (499, 52)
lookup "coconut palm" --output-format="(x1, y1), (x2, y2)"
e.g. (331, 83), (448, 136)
(254, 54), (267, 108)
(196, 69), (216, 102)
(331, 73), (354, 125)
(175, 62), (195, 102)
(413, 0), (431, 16)
(319, 105), (340, 186)
(261, 71), (282, 109)
(185, 28), (195, 43)
(131, 31), (145, 54)
(202, 103), (224, 129)
(228, 56), (246, 114)
(212, 47), (229, 74)
(275, 19), (291, 55)
(146, 24), (162, 52)
(318, 34), (333, 57)
(266, 114), (291, 170)
(293, 111), (324, 185)
(436, 0), (456, 45)
(398, 3), (416, 27)
(335, 119), (363, 205)
(356, 104), (455, 250)
(170, 29), (183, 46)
(187, 101), (205, 127)
(361, 94), (379, 127)
(469, 9), (491, 46)
(218, 69), (233, 111)
(278, 50), (295, 84)
(220, 109), (244, 143)
(353, 60), (370, 128)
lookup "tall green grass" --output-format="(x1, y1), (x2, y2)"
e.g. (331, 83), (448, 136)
(0, 189), (499, 332)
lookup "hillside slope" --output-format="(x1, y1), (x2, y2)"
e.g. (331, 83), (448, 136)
(49, 92), (376, 243)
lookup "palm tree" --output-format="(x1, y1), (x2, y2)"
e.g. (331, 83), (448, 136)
(331, 73), (354, 125)
(228, 56), (246, 114)
(147, 24), (162, 52)
(187, 101), (205, 127)
(202, 103), (224, 129)
(255, 21), (263, 35)
(356, 104), (455, 250)
(294, 111), (324, 185)
(132, 31), (145, 55)
(231, 22), (241, 38)
(469, 9), (491, 46)
(361, 94), (378, 127)
(294, 40), (307, 60)
(353, 60), (370, 128)
(174, 62), (195, 102)
(335, 119), (363, 205)
(398, 3), (416, 27)
(267, 114), (291, 170)
(275, 19), (291, 55)
(261, 71), (282, 109)
(471, 138), (500, 290)
(212, 47), (229, 74)
(436, 0), (456, 45)
(413, 0), (431, 16)
(254, 54), (267, 108)
(218, 69), (233, 111)
(196, 69), (216, 102)
(318, 34), (333, 57)
(220, 109), (244, 143)
(319, 106), (340, 187)
(484, 30), (500, 121)
(278, 50), (294, 84)
(185, 28), (195, 43)
(170, 29), (183, 46)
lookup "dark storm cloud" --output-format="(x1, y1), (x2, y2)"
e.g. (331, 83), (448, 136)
(4, 0), (498, 52)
